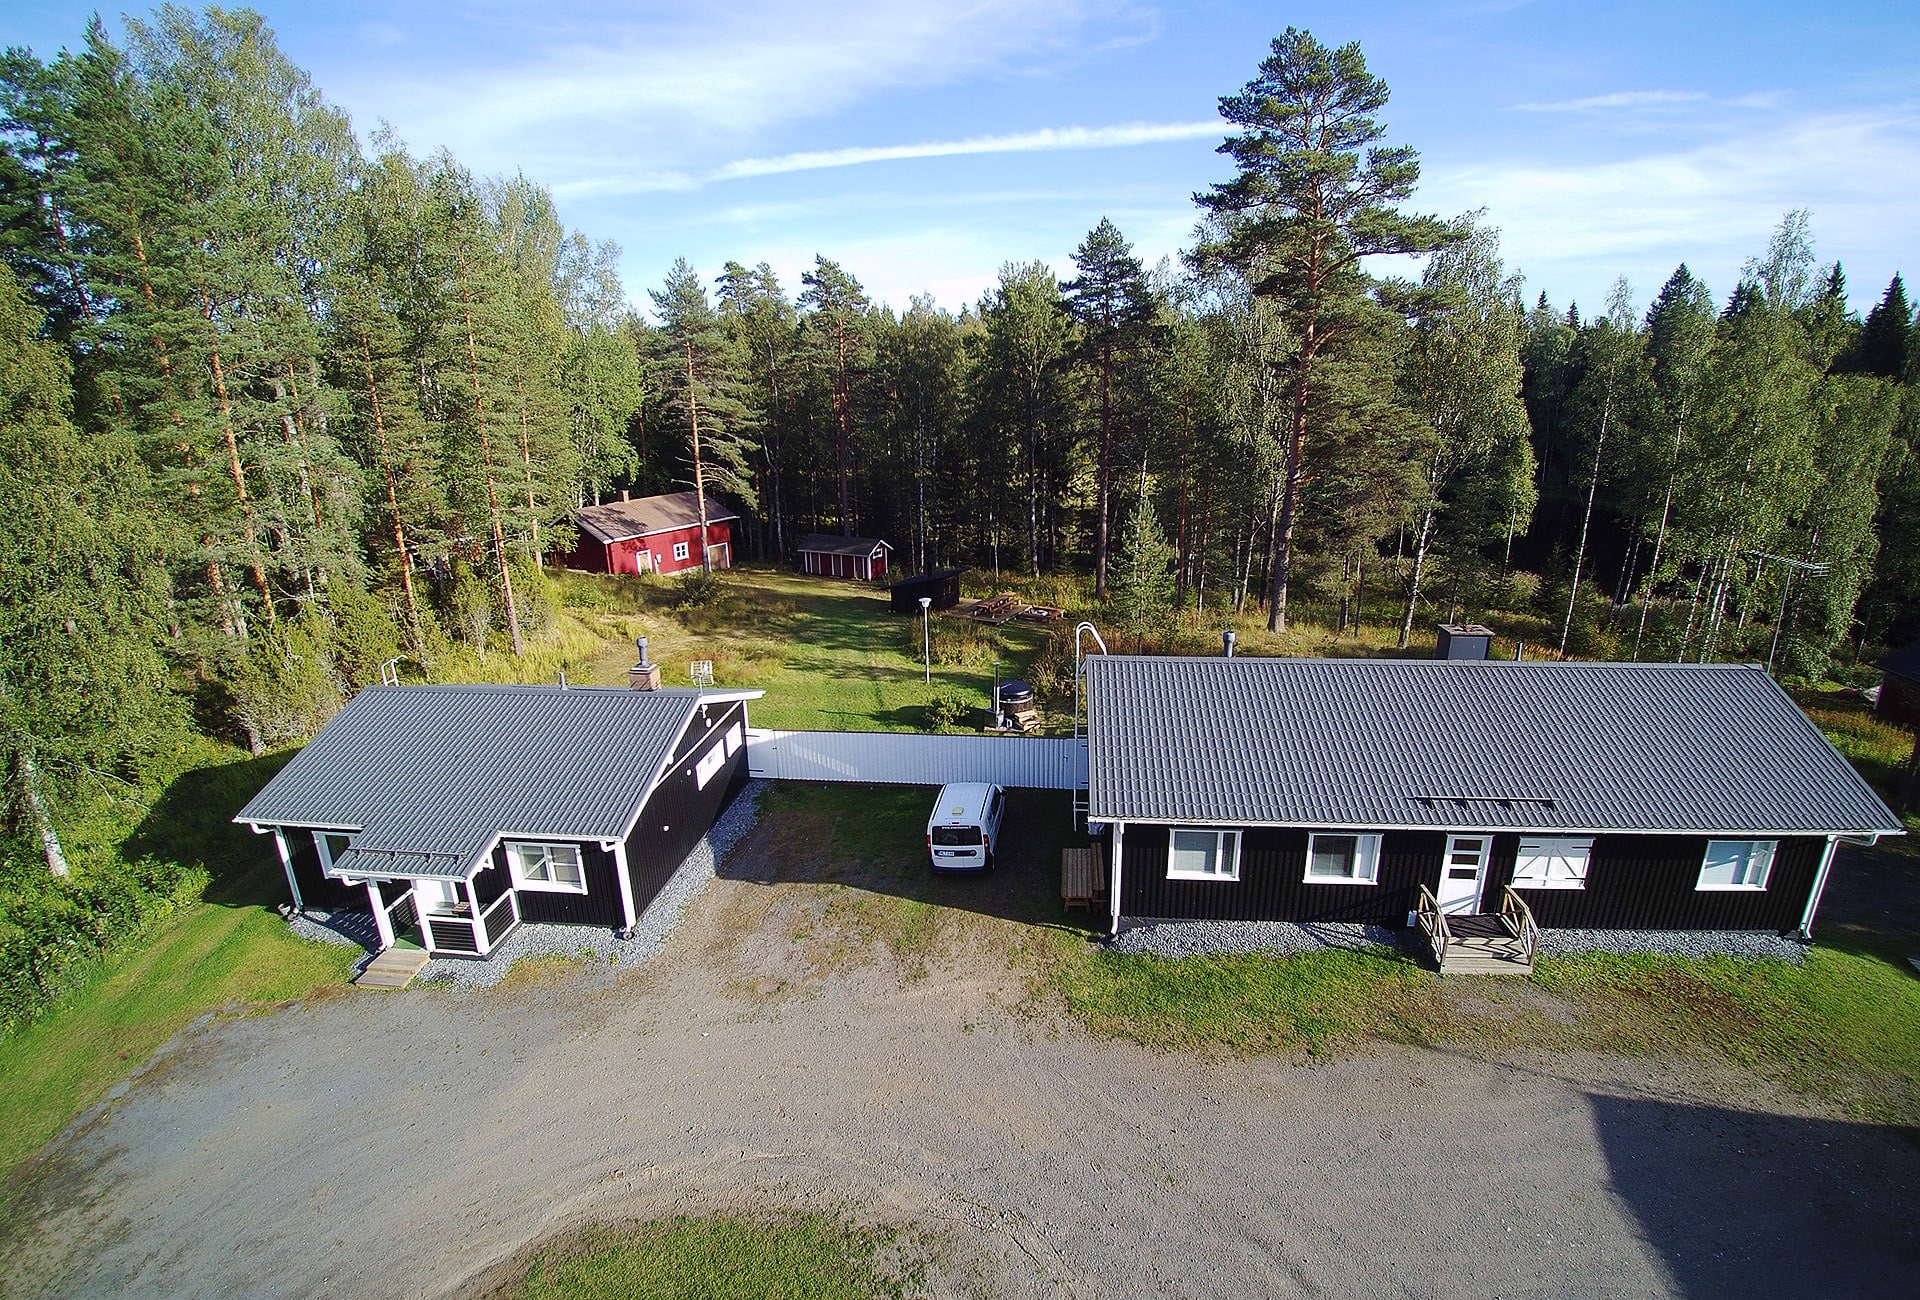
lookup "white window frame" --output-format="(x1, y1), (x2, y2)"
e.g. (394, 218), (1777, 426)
(505, 841), (588, 894)
(693, 742), (727, 789)
(312, 829), (354, 874)
(1512, 836), (1593, 891)
(1697, 839), (1775, 891)
(1305, 832), (1382, 885)
(723, 722), (744, 756)
(672, 540), (691, 561)
(1166, 828), (1241, 881)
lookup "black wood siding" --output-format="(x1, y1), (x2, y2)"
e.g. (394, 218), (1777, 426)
(1118, 823), (1824, 933)
(1483, 833), (1822, 932)
(625, 701), (749, 917)
(1119, 827), (1443, 925)
(423, 915), (479, 953)
(494, 839), (626, 927)
(283, 828), (365, 911)
(375, 879), (417, 932)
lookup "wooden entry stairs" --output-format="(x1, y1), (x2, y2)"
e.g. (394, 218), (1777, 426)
(354, 946), (430, 989)
(1417, 885), (1539, 976)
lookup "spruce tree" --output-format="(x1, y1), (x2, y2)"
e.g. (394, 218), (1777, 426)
(650, 258), (757, 571)
(1107, 488), (1176, 651)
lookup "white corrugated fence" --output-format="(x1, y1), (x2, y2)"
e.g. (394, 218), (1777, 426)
(746, 729), (1085, 790)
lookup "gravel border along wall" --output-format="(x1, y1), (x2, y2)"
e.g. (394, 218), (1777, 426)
(1108, 920), (1399, 958)
(1109, 918), (1809, 964)
(284, 780), (769, 990)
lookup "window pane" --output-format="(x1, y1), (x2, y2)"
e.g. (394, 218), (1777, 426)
(1700, 841), (1746, 887)
(1170, 830), (1218, 875)
(550, 845), (583, 888)
(1310, 836), (1358, 878)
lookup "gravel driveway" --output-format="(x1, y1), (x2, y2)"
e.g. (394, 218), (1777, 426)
(4, 810), (1917, 1299)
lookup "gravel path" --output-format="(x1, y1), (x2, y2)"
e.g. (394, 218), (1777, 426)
(5, 808), (1915, 1299)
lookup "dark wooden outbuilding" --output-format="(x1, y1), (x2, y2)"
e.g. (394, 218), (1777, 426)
(889, 568), (965, 613)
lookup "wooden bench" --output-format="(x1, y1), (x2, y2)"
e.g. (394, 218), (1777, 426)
(1060, 844), (1108, 911)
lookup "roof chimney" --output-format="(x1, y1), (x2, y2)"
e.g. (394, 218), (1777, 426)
(620, 488), (630, 502)
(628, 636), (660, 690)
(1222, 628), (1237, 658)
(1435, 624), (1494, 661)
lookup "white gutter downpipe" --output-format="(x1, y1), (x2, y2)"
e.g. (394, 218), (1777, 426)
(1799, 832), (1877, 940)
(1109, 821), (1125, 938)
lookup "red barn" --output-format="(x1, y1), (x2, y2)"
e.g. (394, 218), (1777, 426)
(560, 491), (737, 576)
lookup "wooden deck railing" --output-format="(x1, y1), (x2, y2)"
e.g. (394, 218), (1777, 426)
(480, 890), (519, 949)
(1415, 884), (1452, 968)
(1499, 886), (1540, 966)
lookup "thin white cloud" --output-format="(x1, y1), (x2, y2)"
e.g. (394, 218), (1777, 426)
(713, 120), (1223, 182)
(1510, 90), (1709, 113)
(365, 0), (1138, 185)
(1423, 110), (1920, 309)
(556, 120), (1225, 197)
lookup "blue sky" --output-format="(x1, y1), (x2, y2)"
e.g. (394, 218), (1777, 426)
(10, 1), (1918, 319)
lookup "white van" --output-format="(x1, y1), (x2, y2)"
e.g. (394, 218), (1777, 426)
(926, 783), (1006, 872)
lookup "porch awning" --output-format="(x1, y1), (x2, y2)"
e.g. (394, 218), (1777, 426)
(329, 845), (470, 880)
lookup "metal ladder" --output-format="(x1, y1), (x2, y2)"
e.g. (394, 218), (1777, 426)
(1071, 622), (1107, 824)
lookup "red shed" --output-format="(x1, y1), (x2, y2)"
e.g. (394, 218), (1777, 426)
(797, 533), (890, 581)
(559, 491), (737, 576)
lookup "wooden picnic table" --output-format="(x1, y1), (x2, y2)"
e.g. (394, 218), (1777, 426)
(1060, 843), (1108, 911)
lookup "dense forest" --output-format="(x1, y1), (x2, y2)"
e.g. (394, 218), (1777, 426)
(2, 8), (1916, 896)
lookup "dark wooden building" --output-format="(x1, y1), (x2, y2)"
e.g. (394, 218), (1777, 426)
(1876, 639), (1920, 811)
(888, 568), (965, 613)
(1083, 656), (1903, 960)
(797, 534), (890, 581)
(237, 682), (761, 958)
(557, 491), (737, 576)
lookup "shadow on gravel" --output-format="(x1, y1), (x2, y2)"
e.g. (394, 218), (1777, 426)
(1589, 1094), (1920, 1298)
(720, 783), (1095, 935)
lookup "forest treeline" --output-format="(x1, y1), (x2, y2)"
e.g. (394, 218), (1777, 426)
(2, 10), (1917, 886)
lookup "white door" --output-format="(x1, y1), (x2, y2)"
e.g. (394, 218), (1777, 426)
(1437, 835), (1490, 915)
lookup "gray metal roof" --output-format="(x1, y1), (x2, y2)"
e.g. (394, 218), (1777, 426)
(1085, 656), (1903, 836)
(236, 685), (757, 878)
(796, 533), (890, 557)
(575, 492), (737, 543)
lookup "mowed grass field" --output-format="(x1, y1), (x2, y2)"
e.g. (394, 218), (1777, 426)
(755, 783), (1920, 1126)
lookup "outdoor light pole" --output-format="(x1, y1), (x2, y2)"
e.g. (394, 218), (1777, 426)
(919, 596), (932, 684)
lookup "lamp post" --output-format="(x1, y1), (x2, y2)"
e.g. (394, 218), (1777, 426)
(919, 596), (932, 684)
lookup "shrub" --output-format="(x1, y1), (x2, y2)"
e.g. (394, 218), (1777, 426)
(0, 846), (206, 1036)
(673, 568), (728, 611)
(922, 686), (972, 731)
(325, 584), (404, 688)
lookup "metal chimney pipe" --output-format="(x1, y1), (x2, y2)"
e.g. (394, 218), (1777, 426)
(1222, 628), (1237, 658)
(1514, 641), (1525, 662)
(635, 637), (650, 667)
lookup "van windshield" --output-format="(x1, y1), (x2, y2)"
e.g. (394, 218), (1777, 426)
(931, 825), (982, 846)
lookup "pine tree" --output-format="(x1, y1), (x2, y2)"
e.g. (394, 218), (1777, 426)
(797, 258), (871, 534)
(1062, 218), (1155, 597)
(978, 262), (1072, 579)
(650, 258), (757, 571)
(1195, 28), (1451, 631)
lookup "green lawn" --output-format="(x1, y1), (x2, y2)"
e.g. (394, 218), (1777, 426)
(0, 877), (356, 1181)
(540, 566), (1063, 733)
(505, 1215), (912, 1300)
(0, 746), (359, 1188)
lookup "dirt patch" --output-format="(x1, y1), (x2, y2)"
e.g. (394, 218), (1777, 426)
(5, 800), (1918, 1299)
